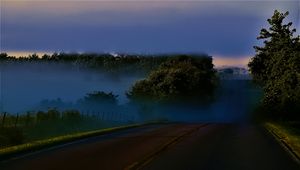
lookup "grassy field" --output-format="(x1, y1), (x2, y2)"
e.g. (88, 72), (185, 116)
(265, 121), (300, 160)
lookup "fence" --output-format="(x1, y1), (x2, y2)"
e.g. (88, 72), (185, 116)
(0, 111), (138, 128)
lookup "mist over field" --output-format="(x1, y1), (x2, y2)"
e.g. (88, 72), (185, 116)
(0, 63), (143, 113)
(0, 62), (261, 123)
(156, 80), (261, 123)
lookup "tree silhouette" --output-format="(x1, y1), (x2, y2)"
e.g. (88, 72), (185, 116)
(0, 53), (8, 60)
(248, 10), (300, 118)
(78, 91), (118, 107)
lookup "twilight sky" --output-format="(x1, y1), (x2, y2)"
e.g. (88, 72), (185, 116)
(0, 0), (299, 65)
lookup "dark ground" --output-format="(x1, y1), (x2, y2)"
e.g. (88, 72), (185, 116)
(0, 123), (299, 170)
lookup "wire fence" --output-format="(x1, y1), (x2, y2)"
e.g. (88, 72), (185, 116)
(0, 111), (138, 128)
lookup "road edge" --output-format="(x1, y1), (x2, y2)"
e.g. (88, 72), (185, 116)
(0, 121), (166, 161)
(264, 123), (300, 165)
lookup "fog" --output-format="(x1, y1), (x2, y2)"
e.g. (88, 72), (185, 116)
(153, 80), (262, 123)
(0, 62), (262, 123)
(0, 63), (144, 113)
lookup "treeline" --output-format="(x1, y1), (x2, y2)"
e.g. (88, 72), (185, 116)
(0, 53), (209, 73)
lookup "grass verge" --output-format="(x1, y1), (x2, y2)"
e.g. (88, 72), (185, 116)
(265, 122), (300, 162)
(0, 121), (163, 160)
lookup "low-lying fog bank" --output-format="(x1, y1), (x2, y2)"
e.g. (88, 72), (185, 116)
(0, 62), (261, 123)
(0, 63), (144, 113)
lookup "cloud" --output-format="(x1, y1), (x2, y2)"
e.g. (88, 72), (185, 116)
(3, 1), (297, 24)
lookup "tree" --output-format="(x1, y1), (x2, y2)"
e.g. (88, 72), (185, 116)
(248, 10), (300, 118)
(0, 53), (8, 60)
(78, 91), (118, 106)
(127, 55), (218, 104)
(29, 53), (39, 60)
(41, 54), (51, 60)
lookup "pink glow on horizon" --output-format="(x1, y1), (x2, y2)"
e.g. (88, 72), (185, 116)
(213, 56), (251, 67)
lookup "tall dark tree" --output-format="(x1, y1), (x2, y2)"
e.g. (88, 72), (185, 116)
(248, 10), (300, 118)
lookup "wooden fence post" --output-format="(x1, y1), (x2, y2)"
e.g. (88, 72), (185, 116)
(2, 112), (7, 127)
(14, 114), (19, 128)
(26, 112), (30, 127)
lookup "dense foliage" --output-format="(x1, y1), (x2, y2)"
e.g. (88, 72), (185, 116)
(127, 55), (218, 104)
(248, 10), (300, 119)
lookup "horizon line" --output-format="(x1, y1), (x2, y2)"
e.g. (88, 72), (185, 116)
(1, 51), (251, 67)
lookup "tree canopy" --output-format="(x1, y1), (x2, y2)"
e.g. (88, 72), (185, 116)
(127, 55), (218, 104)
(78, 91), (118, 106)
(248, 10), (300, 119)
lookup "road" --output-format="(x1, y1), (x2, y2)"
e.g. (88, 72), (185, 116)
(0, 123), (299, 170)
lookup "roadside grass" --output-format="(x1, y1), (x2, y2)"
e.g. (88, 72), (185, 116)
(0, 110), (138, 148)
(265, 121), (300, 159)
(0, 122), (158, 160)
(22, 119), (122, 142)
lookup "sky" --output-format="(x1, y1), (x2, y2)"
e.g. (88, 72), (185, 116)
(0, 0), (299, 66)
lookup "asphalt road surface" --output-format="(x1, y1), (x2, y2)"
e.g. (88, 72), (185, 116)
(0, 123), (299, 170)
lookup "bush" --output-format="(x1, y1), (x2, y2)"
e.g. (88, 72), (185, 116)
(127, 55), (218, 104)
